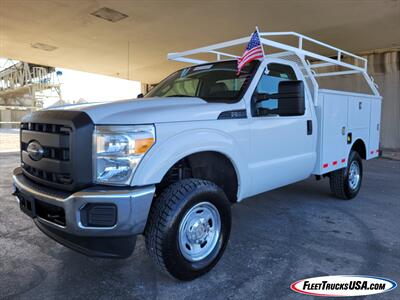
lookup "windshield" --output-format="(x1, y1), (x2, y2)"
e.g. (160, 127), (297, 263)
(145, 60), (260, 103)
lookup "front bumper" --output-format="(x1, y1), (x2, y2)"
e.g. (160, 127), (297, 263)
(12, 167), (155, 258)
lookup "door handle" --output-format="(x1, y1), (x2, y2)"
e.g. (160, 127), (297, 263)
(307, 120), (312, 135)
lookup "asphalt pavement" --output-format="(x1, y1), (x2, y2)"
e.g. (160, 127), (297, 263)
(0, 153), (399, 299)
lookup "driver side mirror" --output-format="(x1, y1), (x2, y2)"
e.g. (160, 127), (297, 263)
(137, 93), (144, 98)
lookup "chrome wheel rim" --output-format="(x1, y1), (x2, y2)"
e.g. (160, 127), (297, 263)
(178, 202), (221, 262)
(348, 161), (360, 190)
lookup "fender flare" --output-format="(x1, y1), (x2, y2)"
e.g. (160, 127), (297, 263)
(131, 128), (246, 197)
(349, 138), (367, 159)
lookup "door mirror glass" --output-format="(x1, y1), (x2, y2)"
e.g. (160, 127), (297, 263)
(274, 80), (305, 116)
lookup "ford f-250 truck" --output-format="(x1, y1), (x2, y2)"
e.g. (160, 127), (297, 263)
(12, 31), (381, 280)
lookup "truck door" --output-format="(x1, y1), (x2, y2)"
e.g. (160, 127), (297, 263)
(249, 62), (316, 195)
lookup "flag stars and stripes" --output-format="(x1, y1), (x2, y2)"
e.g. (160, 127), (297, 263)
(237, 30), (264, 74)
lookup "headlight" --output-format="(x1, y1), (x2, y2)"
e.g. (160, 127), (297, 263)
(93, 125), (155, 185)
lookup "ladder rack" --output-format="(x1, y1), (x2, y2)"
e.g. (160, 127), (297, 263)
(167, 31), (379, 97)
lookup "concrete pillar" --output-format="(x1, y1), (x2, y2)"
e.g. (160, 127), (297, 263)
(316, 49), (400, 151)
(141, 83), (149, 94)
(367, 52), (400, 151)
(0, 110), (12, 129)
(141, 83), (158, 95)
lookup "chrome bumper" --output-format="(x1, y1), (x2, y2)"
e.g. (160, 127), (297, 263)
(12, 167), (155, 257)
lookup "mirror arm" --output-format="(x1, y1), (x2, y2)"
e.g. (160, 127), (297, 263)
(268, 93), (280, 99)
(255, 92), (300, 103)
(255, 93), (272, 102)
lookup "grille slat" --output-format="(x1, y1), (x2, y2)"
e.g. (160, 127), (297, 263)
(22, 122), (70, 135)
(21, 142), (69, 161)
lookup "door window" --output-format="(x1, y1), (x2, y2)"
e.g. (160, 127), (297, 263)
(252, 63), (298, 117)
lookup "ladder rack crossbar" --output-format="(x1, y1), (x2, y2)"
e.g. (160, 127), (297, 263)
(312, 70), (361, 78)
(208, 50), (239, 59)
(258, 37), (365, 72)
(168, 31), (367, 72)
(309, 62), (336, 69)
(167, 30), (379, 97)
(260, 32), (367, 65)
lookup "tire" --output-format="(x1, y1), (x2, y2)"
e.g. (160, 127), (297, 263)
(145, 178), (231, 281)
(329, 150), (363, 200)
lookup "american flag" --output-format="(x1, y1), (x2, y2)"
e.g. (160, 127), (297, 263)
(237, 30), (264, 75)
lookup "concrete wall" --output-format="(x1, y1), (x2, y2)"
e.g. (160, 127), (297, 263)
(0, 110), (12, 128)
(368, 51), (400, 150)
(0, 110), (30, 129)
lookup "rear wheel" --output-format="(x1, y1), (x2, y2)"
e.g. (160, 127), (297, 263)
(329, 150), (363, 200)
(145, 178), (231, 281)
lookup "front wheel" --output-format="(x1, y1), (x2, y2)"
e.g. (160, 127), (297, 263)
(329, 150), (363, 200)
(145, 178), (231, 281)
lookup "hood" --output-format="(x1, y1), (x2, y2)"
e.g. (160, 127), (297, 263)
(47, 97), (243, 124)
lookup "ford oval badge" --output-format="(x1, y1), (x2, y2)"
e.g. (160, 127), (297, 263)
(27, 140), (44, 161)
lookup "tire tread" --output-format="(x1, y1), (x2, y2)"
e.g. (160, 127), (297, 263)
(145, 178), (218, 276)
(329, 167), (348, 199)
(329, 150), (362, 200)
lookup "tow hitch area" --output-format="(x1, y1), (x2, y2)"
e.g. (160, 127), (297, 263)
(14, 188), (36, 218)
(13, 187), (66, 226)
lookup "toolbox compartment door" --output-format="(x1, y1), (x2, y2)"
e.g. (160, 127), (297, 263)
(320, 93), (349, 173)
(368, 98), (382, 158)
(348, 97), (371, 130)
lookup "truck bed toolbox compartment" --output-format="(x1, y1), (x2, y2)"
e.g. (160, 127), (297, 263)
(314, 89), (381, 175)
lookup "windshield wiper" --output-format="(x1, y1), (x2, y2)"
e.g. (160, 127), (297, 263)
(165, 94), (196, 98)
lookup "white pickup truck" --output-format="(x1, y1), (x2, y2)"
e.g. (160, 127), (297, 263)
(12, 31), (381, 280)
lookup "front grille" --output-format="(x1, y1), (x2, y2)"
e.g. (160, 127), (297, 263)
(21, 122), (70, 160)
(21, 122), (73, 186)
(20, 110), (94, 192)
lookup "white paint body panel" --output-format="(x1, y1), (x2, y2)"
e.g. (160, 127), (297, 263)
(47, 97), (239, 124)
(133, 58), (319, 200)
(314, 89), (381, 175)
(43, 58), (381, 202)
(133, 119), (253, 200)
(247, 59), (317, 195)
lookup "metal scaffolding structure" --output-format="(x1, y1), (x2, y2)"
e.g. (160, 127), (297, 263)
(0, 60), (63, 127)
